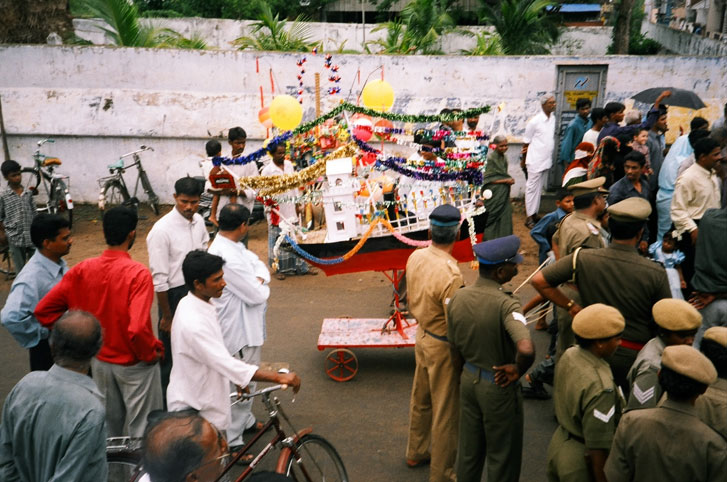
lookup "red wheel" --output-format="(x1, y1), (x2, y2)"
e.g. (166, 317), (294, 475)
(324, 349), (358, 382)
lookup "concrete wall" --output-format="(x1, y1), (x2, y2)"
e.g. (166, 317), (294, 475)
(1, 45), (725, 203)
(73, 18), (613, 56)
(641, 19), (727, 56)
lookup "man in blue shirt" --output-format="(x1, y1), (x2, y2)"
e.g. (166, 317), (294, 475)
(530, 190), (575, 265)
(558, 98), (592, 168)
(597, 90), (671, 145)
(608, 151), (651, 253)
(1, 214), (72, 371)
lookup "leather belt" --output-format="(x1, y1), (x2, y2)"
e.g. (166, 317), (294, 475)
(463, 362), (495, 384)
(620, 339), (646, 351)
(424, 330), (448, 342)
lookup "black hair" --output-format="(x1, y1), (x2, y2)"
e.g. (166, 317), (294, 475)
(555, 189), (572, 202)
(431, 223), (458, 245)
(205, 139), (221, 157)
(142, 412), (207, 482)
(574, 333), (621, 349)
(623, 150), (646, 167)
(267, 141), (285, 155)
(573, 192), (600, 210)
(694, 137), (720, 159)
(174, 176), (202, 197)
(440, 108), (451, 115)
(30, 214), (70, 249)
(218, 204), (250, 231)
(609, 217), (645, 240)
(604, 102), (625, 116)
(576, 98), (592, 110)
(413, 130), (434, 146)
(701, 339), (727, 378)
(662, 230), (675, 242)
(690, 116), (709, 131)
(688, 129), (710, 149)
(103, 206), (138, 246)
(228, 127), (247, 142)
(658, 365), (708, 401)
(1, 160), (21, 177)
(50, 311), (103, 363)
(590, 107), (607, 123)
(182, 250), (225, 291)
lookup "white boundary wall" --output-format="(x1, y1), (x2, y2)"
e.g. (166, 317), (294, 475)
(1, 45), (725, 202)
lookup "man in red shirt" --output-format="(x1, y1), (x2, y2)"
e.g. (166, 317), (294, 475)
(35, 206), (163, 438)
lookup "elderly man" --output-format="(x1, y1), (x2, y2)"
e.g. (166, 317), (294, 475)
(207, 204), (270, 448)
(482, 135), (514, 240)
(405, 204), (464, 482)
(522, 95), (556, 228)
(0, 311), (107, 482)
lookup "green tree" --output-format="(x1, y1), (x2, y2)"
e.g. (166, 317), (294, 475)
(460, 30), (503, 55)
(1, 0), (74, 43)
(233, 3), (320, 52)
(478, 0), (561, 55)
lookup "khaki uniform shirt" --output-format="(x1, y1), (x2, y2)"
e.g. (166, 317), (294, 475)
(626, 337), (665, 410)
(552, 211), (605, 257)
(696, 378), (727, 441)
(542, 244), (671, 344)
(605, 398), (727, 481)
(406, 246), (463, 338)
(447, 278), (530, 369)
(552, 347), (622, 449)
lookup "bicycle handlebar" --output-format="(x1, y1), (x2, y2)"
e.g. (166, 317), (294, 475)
(36, 138), (54, 147)
(118, 145), (154, 160)
(230, 384), (285, 404)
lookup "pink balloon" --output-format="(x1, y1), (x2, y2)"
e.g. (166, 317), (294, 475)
(353, 116), (373, 142)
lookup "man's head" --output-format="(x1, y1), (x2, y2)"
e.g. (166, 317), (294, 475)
(228, 127), (247, 157)
(492, 135), (508, 154)
(623, 151), (646, 182)
(653, 299), (701, 347)
(690, 116), (709, 132)
(555, 189), (574, 214)
(694, 137), (723, 171)
(267, 142), (286, 166)
(183, 250), (226, 298)
(653, 113), (668, 133)
(217, 204), (251, 241)
(466, 116), (479, 130)
(205, 139), (222, 158)
(103, 206), (138, 248)
(624, 109), (642, 126)
(414, 130), (438, 161)
(634, 128), (649, 145)
(30, 213), (72, 258)
(50, 311), (102, 369)
(659, 345), (716, 402)
(541, 95), (556, 116)
(604, 102), (625, 123)
(1, 160), (21, 185)
(700, 327), (727, 379)
(474, 235), (523, 284)
(606, 197), (651, 242)
(448, 108), (464, 131)
(569, 177), (608, 215)
(428, 204), (460, 246)
(573, 304), (625, 358)
(174, 177), (202, 221)
(590, 107), (608, 128)
(688, 128), (710, 149)
(575, 98), (592, 120)
(143, 412), (228, 482)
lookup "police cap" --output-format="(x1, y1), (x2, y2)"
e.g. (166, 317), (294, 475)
(567, 176), (609, 198)
(652, 299), (702, 331)
(661, 345), (717, 385)
(607, 197), (652, 222)
(703, 327), (727, 348)
(572, 303), (625, 339)
(473, 235), (524, 265)
(429, 204), (461, 227)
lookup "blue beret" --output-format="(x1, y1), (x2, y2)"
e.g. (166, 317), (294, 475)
(429, 204), (461, 227)
(474, 235), (524, 265)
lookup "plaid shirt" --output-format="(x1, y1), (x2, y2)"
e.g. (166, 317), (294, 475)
(0, 186), (36, 247)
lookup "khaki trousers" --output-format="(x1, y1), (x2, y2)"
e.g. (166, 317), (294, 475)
(546, 426), (588, 482)
(406, 329), (459, 482)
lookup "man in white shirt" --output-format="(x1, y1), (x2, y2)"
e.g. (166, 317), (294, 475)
(166, 250), (300, 439)
(260, 142), (315, 280)
(147, 177), (210, 404)
(522, 95), (556, 228)
(207, 204), (270, 448)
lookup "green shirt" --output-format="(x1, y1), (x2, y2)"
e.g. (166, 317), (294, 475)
(542, 244), (672, 343)
(626, 337), (665, 410)
(695, 378), (727, 441)
(447, 277), (530, 369)
(552, 211), (605, 256)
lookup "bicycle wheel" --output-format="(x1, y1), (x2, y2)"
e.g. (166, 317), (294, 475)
(139, 172), (160, 215)
(107, 451), (145, 482)
(49, 179), (73, 229)
(282, 434), (349, 482)
(20, 168), (48, 211)
(101, 180), (131, 212)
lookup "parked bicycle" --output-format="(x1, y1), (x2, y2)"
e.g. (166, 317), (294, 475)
(21, 138), (74, 227)
(106, 384), (348, 482)
(98, 146), (160, 215)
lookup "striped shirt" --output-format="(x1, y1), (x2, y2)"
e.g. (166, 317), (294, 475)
(0, 187), (35, 247)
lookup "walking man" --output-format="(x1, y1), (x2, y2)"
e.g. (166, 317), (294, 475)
(147, 177), (210, 401)
(522, 94), (556, 228)
(207, 204), (270, 448)
(447, 235), (534, 482)
(36, 206), (164, 438)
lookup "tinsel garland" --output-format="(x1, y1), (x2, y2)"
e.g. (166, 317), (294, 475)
(375, 157), (483, 184)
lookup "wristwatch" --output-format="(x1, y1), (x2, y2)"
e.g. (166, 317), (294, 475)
(565, 299), (576, 310)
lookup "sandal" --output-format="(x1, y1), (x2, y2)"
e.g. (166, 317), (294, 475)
(304, 268), (319, 276)
(276, 273), (286, 280)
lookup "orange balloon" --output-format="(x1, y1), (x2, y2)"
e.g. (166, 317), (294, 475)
(374, 119), (393, 140)
(258, 107), (273, 128)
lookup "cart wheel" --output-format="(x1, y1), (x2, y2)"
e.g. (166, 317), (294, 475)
(325, 349), (358, 382)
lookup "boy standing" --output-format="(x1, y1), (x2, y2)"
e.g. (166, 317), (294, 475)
(0, 160), (36, 272)
(530, 189), (574, 265)
(582, 108), (608, 148)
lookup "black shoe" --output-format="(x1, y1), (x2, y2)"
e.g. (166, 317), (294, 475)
(525, 216), (536, 229)
(522, 381), (551, 400)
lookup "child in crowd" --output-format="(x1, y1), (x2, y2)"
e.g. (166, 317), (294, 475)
(631, 128), (651, 174)
(649, 231), (686, 299)
(204, 140), (238, 227)
(0, 160), (36, 273)
(530, 189), (574, 265)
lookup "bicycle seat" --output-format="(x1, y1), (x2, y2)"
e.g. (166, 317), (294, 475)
(108, 159), (125, 170)
(42, 157), (62, 166)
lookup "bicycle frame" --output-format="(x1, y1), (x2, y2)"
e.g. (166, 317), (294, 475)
(31, 139), (72, 213)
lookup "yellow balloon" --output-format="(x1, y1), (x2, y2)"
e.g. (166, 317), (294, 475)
(270, 95), (303, 131)
(362, 80), (395, 112)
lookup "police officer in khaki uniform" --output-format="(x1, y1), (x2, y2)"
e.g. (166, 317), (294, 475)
(626, 299), (701, 410)
(696, 327), (727, 439)
(447, 235), (534, 482)
(405, 204), (464, 482)
(547, 304), (625, 482)
(532, 197), (671, 391)
(605, 345), (727, 481)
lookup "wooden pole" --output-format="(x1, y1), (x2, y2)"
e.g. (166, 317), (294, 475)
(0, 95), (11, 162)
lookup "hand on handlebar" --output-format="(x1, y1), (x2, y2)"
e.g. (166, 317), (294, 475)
(278, 372), (301, 393)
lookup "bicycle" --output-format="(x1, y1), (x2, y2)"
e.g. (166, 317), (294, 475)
(98, 146), (160, 215)
(106, 384), (348, 482)
(21, 138), (74, 228)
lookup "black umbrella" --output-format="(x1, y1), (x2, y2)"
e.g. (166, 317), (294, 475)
(631, 87), (706, 110)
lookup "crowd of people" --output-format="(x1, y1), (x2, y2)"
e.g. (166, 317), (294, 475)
(0, 95), (725, 482)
